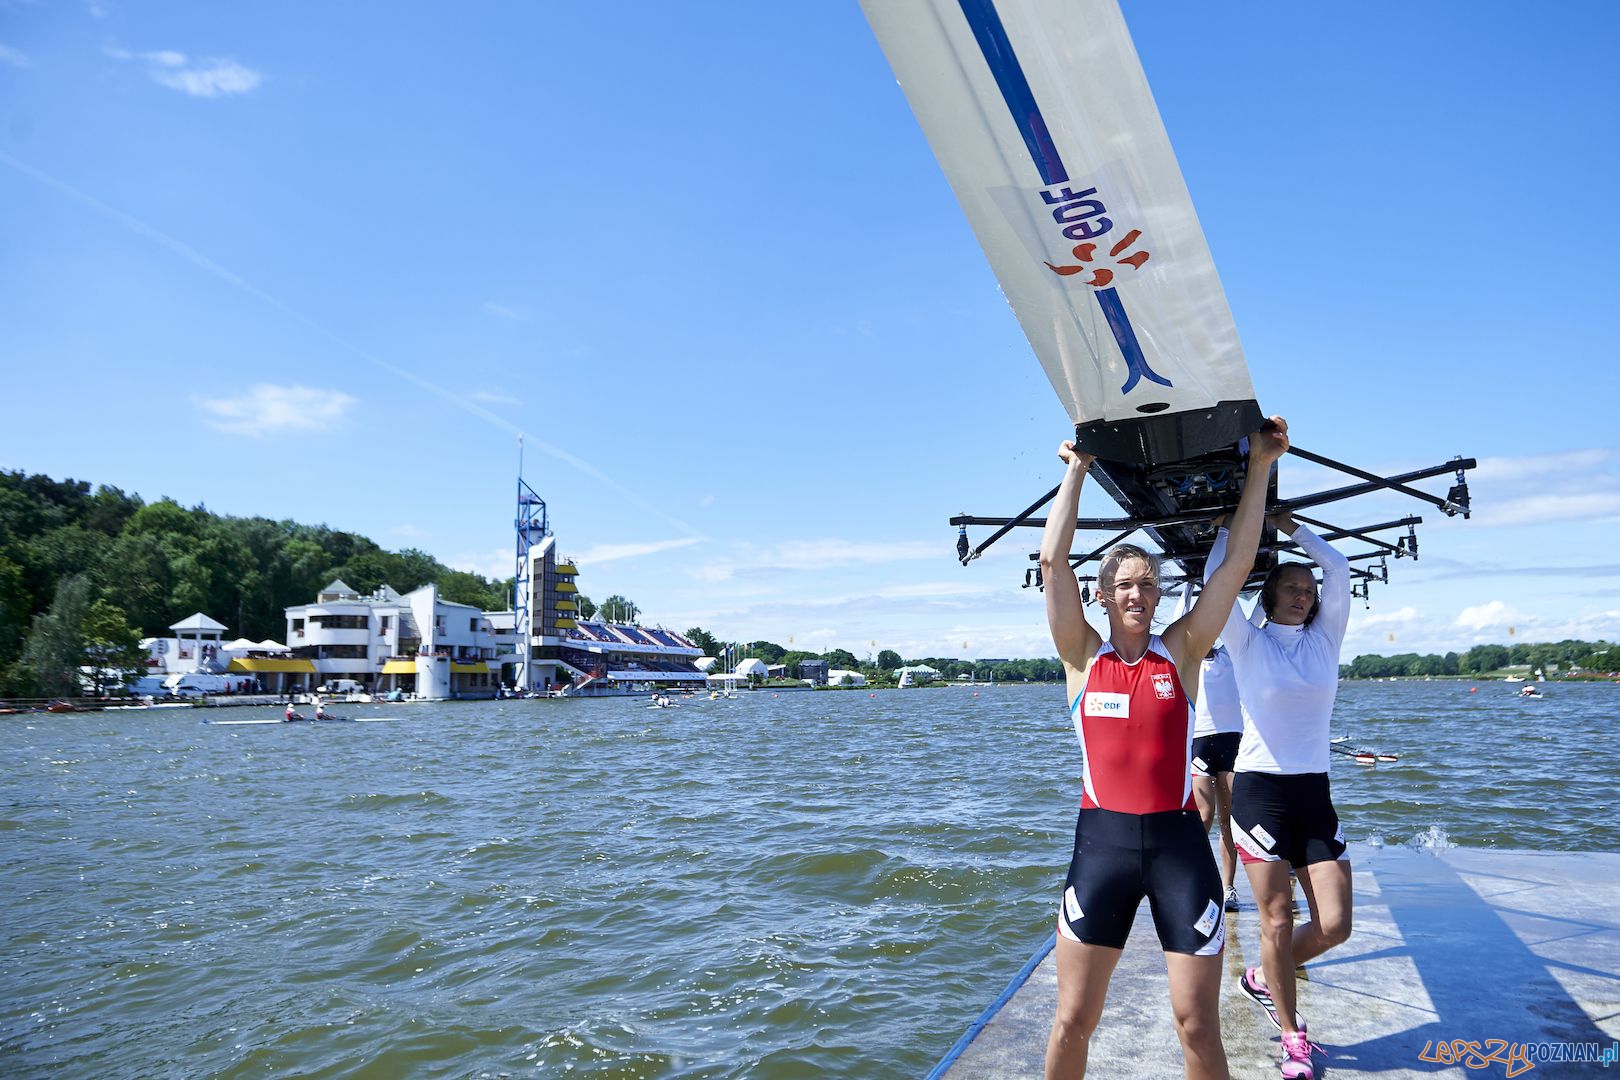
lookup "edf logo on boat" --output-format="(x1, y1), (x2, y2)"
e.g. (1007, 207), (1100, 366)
(1039, 182), (1153, 289)
(1042, 184), (1113, 241)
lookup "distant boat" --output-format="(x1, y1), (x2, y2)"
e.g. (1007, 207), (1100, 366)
(898, 670), (915, 688)
(1504, 675), (1525, 683)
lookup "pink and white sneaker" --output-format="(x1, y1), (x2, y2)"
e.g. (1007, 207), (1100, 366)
(1239, 966), (1307, 1032)
(1278, 1030), (1324, 1078)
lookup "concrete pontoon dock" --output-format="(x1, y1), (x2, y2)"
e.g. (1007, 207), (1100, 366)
(934, 845), (1620, 1078)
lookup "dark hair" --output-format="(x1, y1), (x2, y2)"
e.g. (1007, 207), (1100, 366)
(1260, 563), (1320, 625)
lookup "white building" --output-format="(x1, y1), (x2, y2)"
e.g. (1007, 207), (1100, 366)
(139, 612), (231, 676)
(283, 579), (513, 700)
(895, 664), (942, 684)
(222, 638), (310, 695)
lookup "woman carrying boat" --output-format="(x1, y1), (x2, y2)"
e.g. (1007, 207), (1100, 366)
(1204, 509), (1352, 1080)
(1040, 418), (1289, 1080)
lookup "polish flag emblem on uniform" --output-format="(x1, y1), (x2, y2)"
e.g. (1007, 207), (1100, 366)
(1151, 673), (1176, 700)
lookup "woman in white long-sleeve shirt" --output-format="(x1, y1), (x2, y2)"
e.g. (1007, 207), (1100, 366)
(1204, 511), (1350, 1080)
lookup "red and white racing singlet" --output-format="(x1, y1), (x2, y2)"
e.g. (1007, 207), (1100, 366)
(1070, 636), (1195, 814)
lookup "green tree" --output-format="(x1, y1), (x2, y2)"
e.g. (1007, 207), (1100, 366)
(599, 594), (638, 622)
(577, 594), (598, 620)
(780, 650), (816, 677)
(877, 649), (902, 671)
(82, 600), (145, 696)
(1463, 644), (1510, 674)
(747, 640), (785, 663)
(0, 554), (28, 664)
(21, 573), (93, 698)
(438, 570), (505, 611)
(684, 626), (719, 655)
(823, 648), (859, 671)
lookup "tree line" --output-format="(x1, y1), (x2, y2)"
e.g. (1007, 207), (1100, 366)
(0, 470), (512, 697)
(1339, 640), (1616, 680)
(678, 628), (1067, 683)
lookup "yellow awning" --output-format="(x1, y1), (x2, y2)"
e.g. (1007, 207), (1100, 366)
(382, 660), (417, 674)
(555, 562), (578, 576)
(227, 658), (317, 674)
(555, 618), (577, 629)
(451, 662), (486, 674)
(554, 581), (578, 593)
(555, 599), (577, 611)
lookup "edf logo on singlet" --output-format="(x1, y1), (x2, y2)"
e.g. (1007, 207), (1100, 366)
(1151, 673), (1177, 700)
(1083, 692), (1130, 718)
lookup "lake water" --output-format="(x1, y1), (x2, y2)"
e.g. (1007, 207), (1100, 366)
(3, 680), (1616, 1077)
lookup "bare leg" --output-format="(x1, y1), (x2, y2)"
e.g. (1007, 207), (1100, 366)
(1165, 951), (1230, 1080)
(1291, 860), (1353, 965)
(1243, 859), (1303, 1035)
(1215, 772), (1237, 892)
(1193, 772), (1217, 832)
(1045, 935), (1122, 1079)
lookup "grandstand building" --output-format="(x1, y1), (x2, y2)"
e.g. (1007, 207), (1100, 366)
(546, 621), (706, 695)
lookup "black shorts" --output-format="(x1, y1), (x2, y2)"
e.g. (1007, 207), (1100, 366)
(1057, 807), (1225, 955)
(1231, 771), (1348, 869)
(1190, 733), (1241, 777)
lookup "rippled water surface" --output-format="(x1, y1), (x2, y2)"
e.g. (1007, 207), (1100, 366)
(2, 681), (1616, 1077)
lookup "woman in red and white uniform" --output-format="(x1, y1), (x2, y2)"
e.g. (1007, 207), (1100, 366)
(1204, 510), (1351, 1080)
(1040, 419), (1289, 1080)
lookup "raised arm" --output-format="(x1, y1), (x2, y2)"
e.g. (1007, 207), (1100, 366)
(1040, 441), (1103, 670)
(1168, 418), (1290, 667)
(1279, 516), (1352, 645)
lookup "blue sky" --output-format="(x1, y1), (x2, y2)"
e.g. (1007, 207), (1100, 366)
(3, 2), (1618, 661)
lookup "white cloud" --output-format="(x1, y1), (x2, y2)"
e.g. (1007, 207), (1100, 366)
(1453, 599), (1521, 633)
(574, 537), (701, 565)
(691, 538), (944, 582)
(876, 580), (1000, 600)
(469, 389), (521, 406)
(446, 548), (514, 581)
(482, 301), (524, 320)
(1471, 447), (1620, 484)
(1447, 599), (1620, 645)
(390, 524), (427, 539)
(193, 384), (356, 438)
(0, 43), (31, 69)
(1480, 492), (1620, 528)
(152, 58), (261, 97)
(1348, 605), (1422, 633)
(105, 47), (263, 97)
(698, 494), (715, 508)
